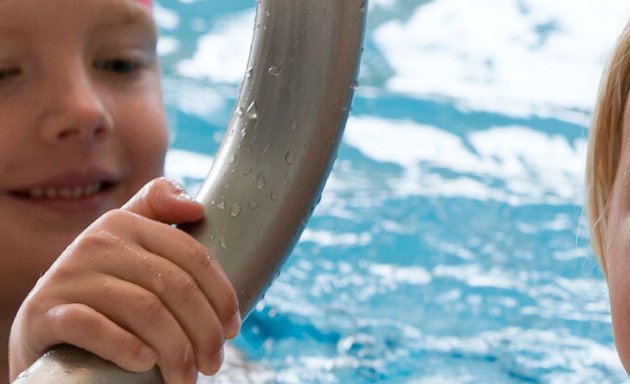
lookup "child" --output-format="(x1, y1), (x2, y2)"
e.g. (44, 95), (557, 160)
(0, 1), (240, 383)
(586, 20), (630, 375)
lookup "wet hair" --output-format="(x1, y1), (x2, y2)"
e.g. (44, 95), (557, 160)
(586, 20), (630, 279)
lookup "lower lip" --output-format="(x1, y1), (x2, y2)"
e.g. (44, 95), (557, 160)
(11, 189), (117, 217)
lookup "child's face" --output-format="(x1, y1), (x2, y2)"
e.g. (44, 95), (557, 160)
(0, 0), (168, 277)
(606, 88), (630, 370)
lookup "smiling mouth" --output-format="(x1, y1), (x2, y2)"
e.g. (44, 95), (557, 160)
(9, 182), (115, 200)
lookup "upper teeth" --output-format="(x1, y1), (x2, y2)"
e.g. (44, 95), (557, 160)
(28, 182), (102, 199)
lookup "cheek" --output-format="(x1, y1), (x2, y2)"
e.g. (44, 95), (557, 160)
(120, 113), (169, 186)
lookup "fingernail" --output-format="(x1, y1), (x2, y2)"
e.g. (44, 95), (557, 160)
(138, 346), (157, 367)
(176, 189), (194, 201)
(187, 366), (198, 384)
(208, 347), (224, 374)
(225, 312), (241, 339)
(166, 178), (193, 201)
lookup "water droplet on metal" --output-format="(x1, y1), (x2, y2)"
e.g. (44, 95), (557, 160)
(349, 80), (359, 89)
(236, 106), (245, 117)
(257, 173), (266, 189)
(230, 203), (242, 217)
(268, 66), (282, 77)
(243, 168), (253, 176)
(217, 201), (225, 211)
(271, 192), (278, 201)
(245, 67), (253, 78)
(220, 237), (227, 249)
(291, 121), (300, 131)
(262, 144), (271, 157)
(285, 151), (296, 165)
(228, 154), (236, 163)
(249, 201), (259, 209)
(246, 101), (259, 120)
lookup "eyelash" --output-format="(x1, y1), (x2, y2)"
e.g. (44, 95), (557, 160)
(0, 56), (150, 85)
(0, 68), (21, 81)
(93, 58), (149, 75)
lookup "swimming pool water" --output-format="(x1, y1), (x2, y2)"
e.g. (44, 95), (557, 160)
(157, 0), (630, 382)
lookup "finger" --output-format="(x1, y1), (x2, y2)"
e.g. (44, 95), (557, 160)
(121, 177), (205, 224)
(72, 276), (199, 384)
(43, 303), (158, 372)
(103, 247), (226, 375)
(96, 211), (240, 337)
(75, 212), (238, 374)
(130, 217), (240, 336)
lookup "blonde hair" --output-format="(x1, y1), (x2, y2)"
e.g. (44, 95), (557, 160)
(587, 21), (630, 278)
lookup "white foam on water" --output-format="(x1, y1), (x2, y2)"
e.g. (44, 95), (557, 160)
(422, 327), (624, 382)
(157, 36), (179, 56)
(165, 148), (214, 181)
(369, 264), (432, 286)
(164, 0), (630, 123)
(154, 3), (179, 30)
(300, 229), (372, 248)
(176, 10), (254, 84)
(372, 0), (630, 120)
(342, 115), (586, 205)
(433, 264), (525, 290)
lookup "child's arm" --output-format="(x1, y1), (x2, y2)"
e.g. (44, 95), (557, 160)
(8, 178), (241, 384)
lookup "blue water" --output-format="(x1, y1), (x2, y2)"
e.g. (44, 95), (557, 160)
(156, 0), (630, 382)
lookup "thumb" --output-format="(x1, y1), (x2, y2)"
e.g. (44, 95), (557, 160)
(121, 177), (205, 224)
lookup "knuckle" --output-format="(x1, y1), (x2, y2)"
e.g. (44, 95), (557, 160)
(222, 295), (239, 323)
(160, 341), (195, 375)
(64, 231), (125, 268)
(47, 305), (97, 338)
(76, 231), (120, 251)
(138, 294), (165, 320)
(98, 209), (139, 230)
(112, 336), (144, 361)
(200, 332), (223, 356)
(21, 294), (48, 319)
(98, 209), (124, 226)
(185, 239), (212, 270)
(173, 274), (200, 301)
(217, 283), (239, 320)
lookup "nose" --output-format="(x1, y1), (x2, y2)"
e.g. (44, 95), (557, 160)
(38, 69), (113, 144)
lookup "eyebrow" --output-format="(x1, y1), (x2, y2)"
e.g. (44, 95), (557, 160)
(0, 1), (155, 39)
(93, 1), (156, 31)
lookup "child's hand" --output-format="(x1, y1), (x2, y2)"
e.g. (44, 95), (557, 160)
(8, 178), (241, 384)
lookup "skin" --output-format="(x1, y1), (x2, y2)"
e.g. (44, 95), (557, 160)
(607, 92), (630, 374)
(0, 0), (240, 383)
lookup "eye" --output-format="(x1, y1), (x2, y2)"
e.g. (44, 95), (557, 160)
(94, 58), (145, 74)
(0, 67), (21, 81)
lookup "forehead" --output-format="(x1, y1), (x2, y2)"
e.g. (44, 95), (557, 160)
(0, 0), (153, 36)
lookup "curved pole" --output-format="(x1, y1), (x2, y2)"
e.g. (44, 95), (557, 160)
(12, 0), (366, 382)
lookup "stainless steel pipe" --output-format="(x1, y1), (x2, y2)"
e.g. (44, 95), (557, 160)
(12, 0), (366, 382)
